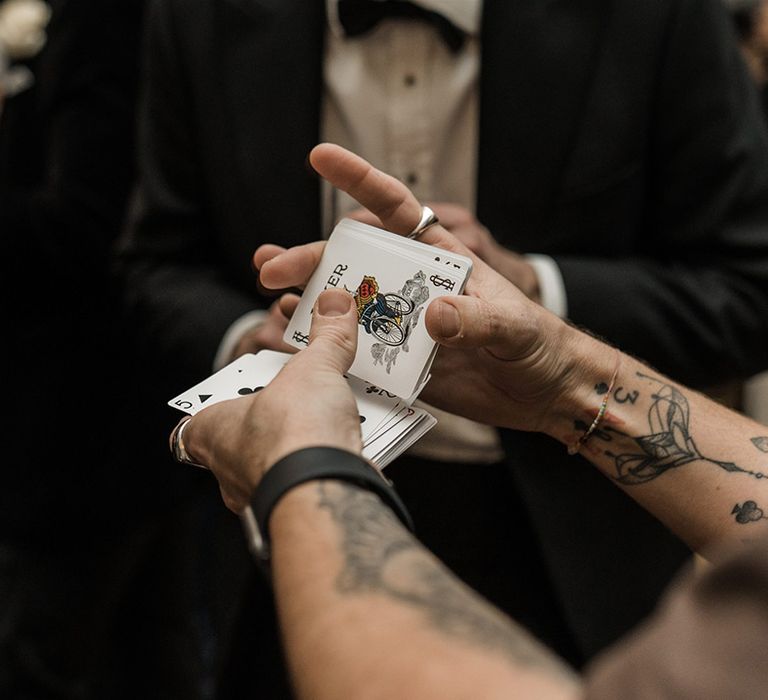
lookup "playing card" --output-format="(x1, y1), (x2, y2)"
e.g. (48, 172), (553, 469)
(363, 406), (437, 467)
(167, 330), (440, 563)
(283, 218), (471, 399)
(346, 374), (404, 443)
(168, 352), (289, 415)
(344, 218), (472, 277)
(169, 351), (403, 445)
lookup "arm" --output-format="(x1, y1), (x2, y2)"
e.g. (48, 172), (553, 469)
(261, 144), (768, 556)
(181, 144), (766, 698)
(181, 292), (767, 700)
(389, 1), (768, 387)
(535, 331), (768, 555)
(181, 287), (765, 700)
(555, 0), (768, 387)
(271, 479), (579, 700)
(180, 286), (766, 699)
(180, 288), (581, 700)
(115, 0), (260, 379)
(582, 535), (768, 698)
(353, 0), (768, 388)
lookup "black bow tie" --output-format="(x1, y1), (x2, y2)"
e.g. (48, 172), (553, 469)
(337, 0), (467, 53)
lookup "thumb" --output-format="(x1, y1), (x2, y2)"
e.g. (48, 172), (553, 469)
(426, 296), (539, 361)
(306, 289), (359, 374)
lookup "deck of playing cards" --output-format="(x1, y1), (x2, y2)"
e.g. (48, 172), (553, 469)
(167, 350), (437, 470)
(283, 218), (473, 402)
(167, 220), (472, 552)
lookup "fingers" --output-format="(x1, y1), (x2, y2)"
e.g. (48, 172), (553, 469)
(309, 144), (469, 255)
(278, 292), (301, 319)
(253, 243), (287, 270)
(425, 295), (538, 361)
(256, 146), (483, 300)
(303, 289), (358, 375)
(425, 202), (475, 230)
(310, 144), (421, 235)
(345, 206), (384, 228)
(256, 240), (326, 291)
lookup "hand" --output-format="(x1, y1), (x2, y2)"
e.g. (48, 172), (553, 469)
(228, 295), (300, 362)
(255, 144), (592, 439)
(346, 202), (541, 303)
(176, 289), (363, 513)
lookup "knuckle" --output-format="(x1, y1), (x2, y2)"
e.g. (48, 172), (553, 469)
(482, 301), (505, 342)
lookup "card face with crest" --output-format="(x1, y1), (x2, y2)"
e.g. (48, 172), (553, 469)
(283, 218), (472, 400)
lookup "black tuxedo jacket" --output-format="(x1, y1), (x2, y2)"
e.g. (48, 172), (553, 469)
(0, 0), (143, 542)
(120, 0), (768, 659)
(1, 0), (147, 540)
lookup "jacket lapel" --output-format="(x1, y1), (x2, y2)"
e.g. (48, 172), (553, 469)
(477, 0), (611, 250)
(217, 0), (326, 247)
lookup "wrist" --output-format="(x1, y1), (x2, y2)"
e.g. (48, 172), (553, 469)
(539, 327), (622, 448)
(523, 262), (542, 304)
(249, 447), (413, 561)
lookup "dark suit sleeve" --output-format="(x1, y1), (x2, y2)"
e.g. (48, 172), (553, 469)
(553, 0), (768, 387)
(0, 0), (142, 288)
(116, 0), (258, 380)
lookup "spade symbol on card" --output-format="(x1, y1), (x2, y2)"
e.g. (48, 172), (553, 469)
(199, 394), (213, 404)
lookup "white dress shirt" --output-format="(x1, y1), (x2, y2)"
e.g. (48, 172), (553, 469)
(216, 0), (569, 462)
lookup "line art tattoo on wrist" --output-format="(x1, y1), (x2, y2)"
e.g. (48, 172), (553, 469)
(595, 373), (765, 485)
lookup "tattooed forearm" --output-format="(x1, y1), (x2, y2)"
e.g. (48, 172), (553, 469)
(316, 482), (576, 683)
(752, 437), (768, 454)
(593, 373), (765, 485)
(732, 501), (768, 524)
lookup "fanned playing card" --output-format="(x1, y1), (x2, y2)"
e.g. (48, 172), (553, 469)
(168, 349), (438, 559)
(283, 218), (472, 400)
(168, 351), (436, 468)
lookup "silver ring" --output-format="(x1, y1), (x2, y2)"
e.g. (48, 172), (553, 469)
(407, 205), (440, 239)
(169, 416), (209, 470)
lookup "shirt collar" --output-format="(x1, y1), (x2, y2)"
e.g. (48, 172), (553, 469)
(327, 0), (482, 39)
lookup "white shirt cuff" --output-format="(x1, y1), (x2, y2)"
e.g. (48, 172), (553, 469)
(213, 310), (270, 371)
(525, 254), (568, 318)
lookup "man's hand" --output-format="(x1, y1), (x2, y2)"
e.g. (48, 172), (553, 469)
(228, 295), (300, 362)
(177, 289), (362, 513)
(428, 203), (541, 304)
(256, 144), (585, 438)
(346, 201), (541, 303)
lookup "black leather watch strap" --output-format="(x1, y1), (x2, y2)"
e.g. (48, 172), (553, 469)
(249, 447), (414, 560)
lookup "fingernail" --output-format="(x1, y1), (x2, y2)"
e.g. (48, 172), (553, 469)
(316, 290), (352, 317)
(438, 302), (461, 338)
